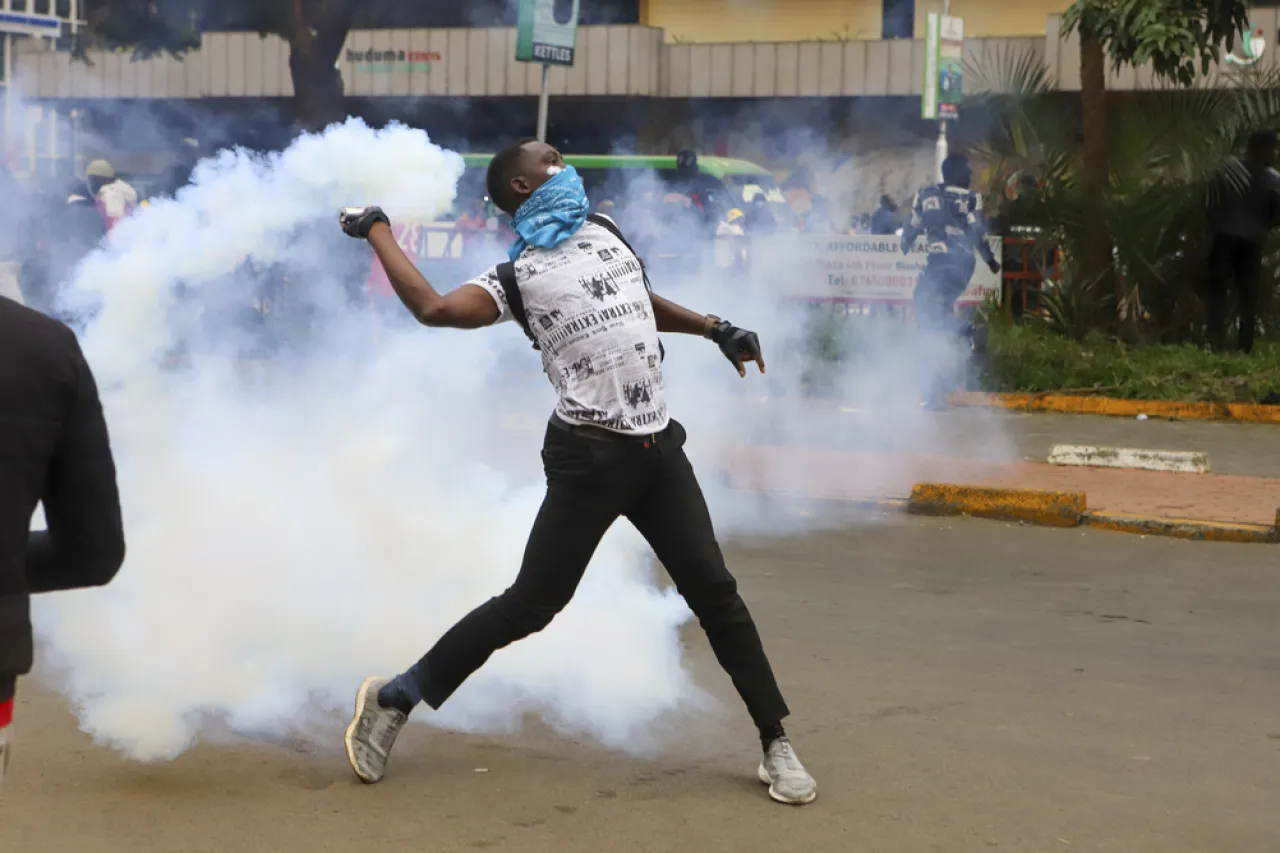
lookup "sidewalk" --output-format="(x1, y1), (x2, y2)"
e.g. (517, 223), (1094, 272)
(717, 445), (1280, 527)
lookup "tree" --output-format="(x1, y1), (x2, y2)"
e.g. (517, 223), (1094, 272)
(968, 46), (1280, 343)
(81, 0), (381, 131)
(1061, 0), (1250, 318)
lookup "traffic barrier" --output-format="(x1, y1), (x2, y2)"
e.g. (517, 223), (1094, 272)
(1046, 445), (1211, 474)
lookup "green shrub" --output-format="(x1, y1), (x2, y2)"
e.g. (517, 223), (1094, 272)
(981, 317), (1280, 401)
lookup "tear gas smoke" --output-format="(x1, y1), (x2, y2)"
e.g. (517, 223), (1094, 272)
(28, 117), (1006, 763)
(31, 119), (701, 762)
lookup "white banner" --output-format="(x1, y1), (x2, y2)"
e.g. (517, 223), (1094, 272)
(756, 234), (1002, 306)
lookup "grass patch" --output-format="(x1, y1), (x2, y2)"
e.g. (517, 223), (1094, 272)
(981, 320), (1280, 402)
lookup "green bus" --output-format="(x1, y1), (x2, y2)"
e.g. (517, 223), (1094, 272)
(453, 152), (790, 221)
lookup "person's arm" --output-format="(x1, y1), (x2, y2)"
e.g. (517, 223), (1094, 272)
(967, 193), (1000, 271)
(648, 292), (765, 377)
(367, 222), (499, 329)
(341, 207), (498, 329)
(650, 291), (717, 336)
(25, 331), (125, 594)
(900, 191), (923, 252)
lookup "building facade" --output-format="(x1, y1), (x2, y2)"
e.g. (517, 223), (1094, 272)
(16, 4), (1280, 103)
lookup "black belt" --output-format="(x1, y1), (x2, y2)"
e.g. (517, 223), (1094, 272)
(549, 413), (667, 447)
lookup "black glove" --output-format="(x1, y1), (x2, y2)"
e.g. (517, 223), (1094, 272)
(986, 258), (1001, 275)
(709, 320), (766, 377)
(340, 206), (390, 239)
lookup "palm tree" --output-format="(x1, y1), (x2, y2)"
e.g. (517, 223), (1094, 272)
(966, 45), (1280, 342)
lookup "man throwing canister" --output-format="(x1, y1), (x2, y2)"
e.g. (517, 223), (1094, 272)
(338, 138), (817, 805)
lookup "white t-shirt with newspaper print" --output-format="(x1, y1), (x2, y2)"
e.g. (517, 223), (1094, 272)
(468, 219), (670, 435)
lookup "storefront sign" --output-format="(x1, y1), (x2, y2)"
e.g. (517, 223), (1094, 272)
(515, 0), (581, 66)
(346, 48), (442, 73)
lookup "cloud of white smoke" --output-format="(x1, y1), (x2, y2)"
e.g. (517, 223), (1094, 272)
(26, 113), (1009, 764)
(30, 119), (701, 762)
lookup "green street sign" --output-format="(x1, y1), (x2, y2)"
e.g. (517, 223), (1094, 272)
(923, 13), (963, 121)
(515, 0), (581, 66)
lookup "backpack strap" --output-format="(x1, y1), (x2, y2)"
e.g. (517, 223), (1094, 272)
(584, 212), (663, 362)
(495, 260), (539, 350)
(587, 212), (652, 292)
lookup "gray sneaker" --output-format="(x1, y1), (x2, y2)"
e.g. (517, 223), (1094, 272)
(344, 676), (407, 784)
(757, 737), (817, 804)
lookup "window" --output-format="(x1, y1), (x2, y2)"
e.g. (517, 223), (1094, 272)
(881, 0), (914, 40)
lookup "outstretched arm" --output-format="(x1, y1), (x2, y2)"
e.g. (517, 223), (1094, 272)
(342, 207), (498, 329)
(650, 291), (719, 336)
(648, 291), (765, 377)
(966, 194), (1000, 271)
(367, 223), (499, 328)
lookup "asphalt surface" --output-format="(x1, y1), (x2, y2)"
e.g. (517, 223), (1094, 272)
(738, 403), (1280, 478)
(495, 383), (1280, 479)
(4, 517), (1278, 853)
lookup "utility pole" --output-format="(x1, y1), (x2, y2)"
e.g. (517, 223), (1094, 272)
(935, 0), (950, 181)
(536, 64), (550, 142)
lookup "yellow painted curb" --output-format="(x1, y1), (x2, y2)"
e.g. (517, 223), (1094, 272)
(947, 392), (1280, 424)
(907, 483), (1086, 527)
(1084, 511), (1279, 544)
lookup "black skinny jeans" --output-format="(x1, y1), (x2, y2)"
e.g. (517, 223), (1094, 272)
(407, 417), (790, 730)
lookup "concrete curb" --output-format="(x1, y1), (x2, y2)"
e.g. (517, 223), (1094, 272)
(1047, 444), (1211, 474)
(872, 483), (1278, 544)
(907, 483), (1087, 527)
(947, 392), (1280, 424)
(1082, 511), (1279, 544)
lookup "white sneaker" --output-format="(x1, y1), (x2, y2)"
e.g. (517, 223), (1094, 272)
(344, 676), (407, 784)
(757, 737), (817, 804)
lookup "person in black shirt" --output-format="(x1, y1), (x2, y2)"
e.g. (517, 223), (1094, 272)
(1208, 130), (1280, 353)
(0, 295), (125, 787)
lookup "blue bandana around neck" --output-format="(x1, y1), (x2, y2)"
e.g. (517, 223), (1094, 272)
(507, 165), (589, 261)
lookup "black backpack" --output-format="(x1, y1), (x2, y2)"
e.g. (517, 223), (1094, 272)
(495, 213), (661, 360)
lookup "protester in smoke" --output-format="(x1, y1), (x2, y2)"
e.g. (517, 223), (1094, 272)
(715, 208), (748, 270)
(86, 160), (139, 231)
(1207, 130), (1280, 353)
(870, 195), (900, 235)
(901, 153), (1000, 409)
(338, 138), (818, 806)
(745, 194), (778, 234)
(53, 180), (109, 295)
(454, 196), (490, 254)
(455, 197), (488, 232)
(15, 180), (107, 320)
(0, 295), (126, 790)
(671, 148), (723, 222)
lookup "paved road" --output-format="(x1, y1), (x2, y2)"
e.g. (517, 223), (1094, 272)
(492, 376), (1280, 479)
(739, 403), (1280, 478)
(4, 517), (1278, 852)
